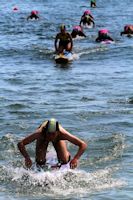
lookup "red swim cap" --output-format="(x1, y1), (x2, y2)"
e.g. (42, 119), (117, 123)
(84, 10), (91, 15)
(31, 10), (38, 15)
(99, 29), (108, 34)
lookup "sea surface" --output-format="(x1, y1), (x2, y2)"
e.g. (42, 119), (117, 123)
(0, 0), (133, 199)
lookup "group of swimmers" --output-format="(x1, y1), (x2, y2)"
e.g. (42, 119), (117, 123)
(17, 1), (133, 170)
(26, 3), (133, 55)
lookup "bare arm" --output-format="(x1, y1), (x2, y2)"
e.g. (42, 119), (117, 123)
(54, 34), (59, 52)
(90, 18), (95, 27)
(18, 131), (41, 168)
(59, 125), (87, 160)
(79, 19), (83, 26)
(68, 33), (73, 51)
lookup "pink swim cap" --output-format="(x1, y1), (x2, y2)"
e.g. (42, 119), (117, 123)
(31, 10), (38, 15)
(73, 25), (82, 31)
(99, 29), (108, 34)
(84, 10), (91, 15)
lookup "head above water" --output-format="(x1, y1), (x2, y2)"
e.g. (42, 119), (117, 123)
(46, 118), (59, 133)
(31, 10), (38, 15)
(99, 29), (109, 35)
(60, 24), (66, 31)
(73, 25), (82, 31)
(84, 10), (91, 15)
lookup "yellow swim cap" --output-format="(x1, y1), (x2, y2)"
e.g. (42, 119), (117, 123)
(60, 24), (66, 30)
(47, 118), (57, 133)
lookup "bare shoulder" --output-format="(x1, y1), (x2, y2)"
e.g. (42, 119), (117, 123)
(59, 125), (81, 141)
(67, 32), (71, 37)
(56, 33), (61, 38)
(20, 130), (41, 145)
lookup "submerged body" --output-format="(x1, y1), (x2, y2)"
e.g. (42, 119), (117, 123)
(71, 25), (86, 38)
(91, 0), (96, 8)
(96, 29), (114, 43)
(121, 25), (133, 36)
(27, 11), (39, 20)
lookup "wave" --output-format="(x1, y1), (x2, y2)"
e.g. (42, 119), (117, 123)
(0, 133), (126, 198)
(0, 164), (126, 198)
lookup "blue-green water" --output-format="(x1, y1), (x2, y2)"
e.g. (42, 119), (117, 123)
(0, 0), (133, 199)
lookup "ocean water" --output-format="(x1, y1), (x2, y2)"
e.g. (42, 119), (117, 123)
(0, 0), (133, 199)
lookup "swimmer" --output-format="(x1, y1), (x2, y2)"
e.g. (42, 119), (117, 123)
(27, 10), (39, 20)
(91, 0), (96, 8)
(71, 25), (86, 38)
(120, 25), (133, 36)
(95, 29), (114, 42)
(80, 10), (95, 27)
(18, 118), (87, 169)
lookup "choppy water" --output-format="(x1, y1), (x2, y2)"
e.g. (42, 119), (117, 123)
(0, 0), (133, 199)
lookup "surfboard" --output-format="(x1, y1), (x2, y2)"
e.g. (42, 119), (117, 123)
(125, 34), (133, 38)
(39, 151), (71, 171)
(55, 51), (73, 63)
(100, 40), (115, 44)
(49, 162), (70, 171)
(83, 23), (94, 29)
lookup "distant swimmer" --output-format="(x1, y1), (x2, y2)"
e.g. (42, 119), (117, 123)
(95, 29), (114, 42)
(81, 10), (94, 20)
(71, 25), (86, 38)
(18, 118), (87, 169)
(90, 0), (96, 8)
(55, 24), (73, 54)
(27, 10), (39, 20)
(80, 10), (95, 27)
(120, 25), (133, 36)
(13, 6), (19, 12)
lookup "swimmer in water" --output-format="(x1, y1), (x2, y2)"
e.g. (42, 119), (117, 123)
(90, 0), (96, 8)
(27, 10), (39, 20)
(120, 25), (133, 37)
(95, 29), (114, 42)
(71, 25), (86, 38)
(55, 24), (73, 54)
(80, 10), (95, 27)
(18, 118), (87, 169)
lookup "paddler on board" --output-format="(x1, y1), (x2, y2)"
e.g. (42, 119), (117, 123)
(18, 118), (87, 169)
(55, 24), (73, 54)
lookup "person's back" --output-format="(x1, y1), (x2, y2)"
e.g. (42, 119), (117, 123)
(71, 25), (86, 38)
(96, 29), (114, 42)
